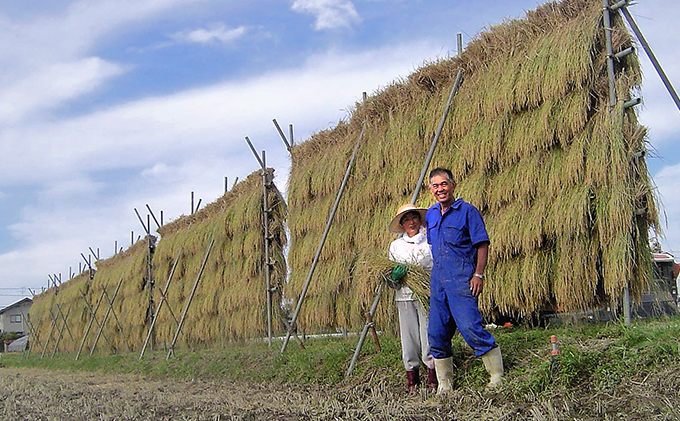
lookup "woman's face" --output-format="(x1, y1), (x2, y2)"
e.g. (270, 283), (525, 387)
(400, 212), (422, 237)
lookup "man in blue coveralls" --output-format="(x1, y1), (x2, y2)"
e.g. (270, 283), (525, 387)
(425, 168), (504, 393)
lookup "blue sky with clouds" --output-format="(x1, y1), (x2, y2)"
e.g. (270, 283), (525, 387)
(1, 0), (679, 308)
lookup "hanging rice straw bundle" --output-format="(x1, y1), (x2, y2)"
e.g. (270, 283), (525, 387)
(360, 253), (431, 311)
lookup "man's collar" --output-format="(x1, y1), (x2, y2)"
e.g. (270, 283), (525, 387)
(435, 198), (462, 214)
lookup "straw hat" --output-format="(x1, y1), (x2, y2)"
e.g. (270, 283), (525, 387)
(388, 203), (428, 234)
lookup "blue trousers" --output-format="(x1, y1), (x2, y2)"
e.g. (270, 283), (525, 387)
(428, 274), (496, 358)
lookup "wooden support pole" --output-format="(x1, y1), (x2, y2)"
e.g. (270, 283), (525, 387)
(89, 278), (124, 356)
(272, 119), (292, 152)
(349, 44), (465, 375)
(102, 285), (129, 352)
(619, 5), (680, 113)
(281, 124), (366, 354)
(54, 303), (75, 343)
(411, 69), (463, 202)
(166, 238), (215, 359)
(145, 233), (155, 351)
(40, 307), (58, 359)
(140, 252), (181, 359)
(50, 305), (73, 358)
(146, 204), (162, 230)
(25, 314), (42, 357)
(346, 283), (383, 378)
(75, 287), (109, 360)
(262, 151), (273, 348)
(602, 0), (617, 108)
(366, 312), (381, 353)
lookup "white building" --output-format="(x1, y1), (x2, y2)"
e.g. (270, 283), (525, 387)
(0, 297), (32, 335)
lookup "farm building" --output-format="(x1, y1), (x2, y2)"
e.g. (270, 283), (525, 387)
(0, 297), (32, 335)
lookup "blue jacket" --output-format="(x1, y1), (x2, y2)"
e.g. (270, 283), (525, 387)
(425, 198), (490, 281)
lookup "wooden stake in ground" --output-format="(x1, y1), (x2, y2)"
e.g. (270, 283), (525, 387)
(75, 284), (110, 360)
(140, 251), (182, 359)
(50, 305), (73, 358)
(166, 238), (215, 360)
(89, 277), (125, 356)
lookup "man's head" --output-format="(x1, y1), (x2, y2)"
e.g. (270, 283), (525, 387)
(428, 168), (455, 208)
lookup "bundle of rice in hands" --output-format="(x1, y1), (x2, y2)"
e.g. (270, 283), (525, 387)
(361, 253), (431, 311)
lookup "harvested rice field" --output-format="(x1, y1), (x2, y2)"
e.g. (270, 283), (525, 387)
(3, 318), (680, 420)
(2, 365), (680, 421)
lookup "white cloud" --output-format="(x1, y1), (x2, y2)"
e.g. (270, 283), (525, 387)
(141, 163), (172, 177)
(292, 0), (361, 30)
(0, 40), (445, 305)
(0, 41), (444, 187)
(0, 57), (124, 124)
(0, 0), (211, 129)
(170, 24), (247, 45)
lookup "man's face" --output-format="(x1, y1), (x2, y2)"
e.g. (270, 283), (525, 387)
(429, 174), (454, 207)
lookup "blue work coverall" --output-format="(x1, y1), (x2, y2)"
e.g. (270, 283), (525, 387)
(425, 198), (496, 359)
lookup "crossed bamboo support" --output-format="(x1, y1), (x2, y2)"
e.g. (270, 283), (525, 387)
(140, 251), (182, 359)
(50, 304), (74, 358)
(166, 238), (215, 360)
(24, 314), (42, 358)
(76, 282), (112, 360)
(89, 277), (126, 356)
(40, 307), (59, 359)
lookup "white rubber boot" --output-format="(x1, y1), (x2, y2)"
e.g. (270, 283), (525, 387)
(481, 346), (504, 389)
(433, 357), (453, 394)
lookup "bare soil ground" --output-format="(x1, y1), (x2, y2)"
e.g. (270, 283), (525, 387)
(2, 366), (680, 420)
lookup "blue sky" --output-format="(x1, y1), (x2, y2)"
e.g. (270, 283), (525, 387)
(1, 0), (679, 308)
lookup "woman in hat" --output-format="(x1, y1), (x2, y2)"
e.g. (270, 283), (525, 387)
(388, 203), (437, 392)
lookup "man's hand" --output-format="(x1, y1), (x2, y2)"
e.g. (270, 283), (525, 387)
(470, 276), (483, 297)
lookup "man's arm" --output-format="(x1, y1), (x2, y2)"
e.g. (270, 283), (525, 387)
(470, 242), (489, 297)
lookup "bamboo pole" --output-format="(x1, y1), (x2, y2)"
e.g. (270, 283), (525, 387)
(346, 283), (383, 378)
(262, 151), (273, 347)
(272, 119), (292, 152)
(75, 287), (110, 360)
(281, 124), (367, 354)
(25, 314), (42, 358)
(140, 252), (181, 359)
(619, 5), (680, 113)
(39, 307), (58, 359)
(54, 303), (75, 342)
(602, 0), (617, 108)
(50, 305), (72, 358)
(89, 277), (124, 356)
(166, 238), (215, 360)
(411, 69), (463, 202)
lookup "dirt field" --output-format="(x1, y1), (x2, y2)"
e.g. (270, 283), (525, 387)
(2, 366), (680, 420)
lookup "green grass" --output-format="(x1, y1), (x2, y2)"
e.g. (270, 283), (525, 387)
(4, 315), (680, 398)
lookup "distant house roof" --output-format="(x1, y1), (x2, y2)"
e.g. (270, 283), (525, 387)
(0, 297), (32, 315)
(653, 253), (675, 263)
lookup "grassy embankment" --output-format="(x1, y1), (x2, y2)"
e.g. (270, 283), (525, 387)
(3, 316), (680, 395)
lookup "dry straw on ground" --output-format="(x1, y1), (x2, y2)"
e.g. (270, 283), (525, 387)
(285, 0), (658, 332)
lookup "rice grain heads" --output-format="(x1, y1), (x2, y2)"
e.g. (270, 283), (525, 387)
(285, 0), (658, 331)
(30, 169), (286, 353)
